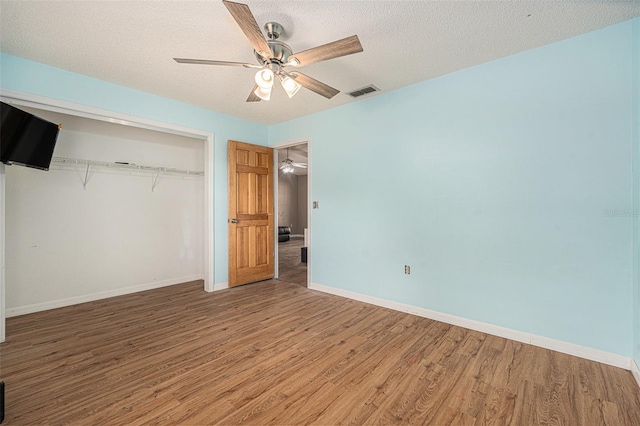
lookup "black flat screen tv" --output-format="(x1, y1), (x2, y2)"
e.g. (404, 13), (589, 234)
(1, 101), (60, 171)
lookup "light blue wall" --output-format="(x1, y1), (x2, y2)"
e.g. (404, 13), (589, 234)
(2, 20), (638, 358)
(270, 21), (635, 356)
(0, 53), (269, 284)
(633, 17), (640, 368)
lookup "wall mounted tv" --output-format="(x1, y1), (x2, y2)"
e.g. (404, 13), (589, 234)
(1, 101), (60, 171)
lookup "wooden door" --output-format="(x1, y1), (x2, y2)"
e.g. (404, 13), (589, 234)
(228, 140), (274, 287)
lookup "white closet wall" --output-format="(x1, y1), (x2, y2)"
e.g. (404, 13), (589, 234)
(5, 109), (204, 315)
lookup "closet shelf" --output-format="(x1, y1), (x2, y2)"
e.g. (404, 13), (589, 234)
(51, 156), (203, 191)
(51, 157), (204, 176)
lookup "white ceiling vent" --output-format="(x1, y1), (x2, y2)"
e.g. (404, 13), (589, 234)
(347, 85), (380, 98)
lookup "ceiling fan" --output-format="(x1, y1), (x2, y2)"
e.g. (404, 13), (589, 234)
(173, 0), (364, 102)
(280, 148), (307, 173)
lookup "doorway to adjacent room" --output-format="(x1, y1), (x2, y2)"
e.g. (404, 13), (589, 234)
(275, 142), (308, 287)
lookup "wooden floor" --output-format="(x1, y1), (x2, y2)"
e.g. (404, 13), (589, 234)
(278, 237), (307, 287)
(1, 281), (639, 425)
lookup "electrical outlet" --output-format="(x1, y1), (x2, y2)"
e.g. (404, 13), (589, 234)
(313, 201), (319, 209)
(405, 265), (410, 274)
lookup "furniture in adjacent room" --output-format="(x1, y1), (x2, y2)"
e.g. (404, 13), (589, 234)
(278, 226), (291, 242)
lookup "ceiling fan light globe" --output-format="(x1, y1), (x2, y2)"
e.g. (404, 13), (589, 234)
(254, 85), (272, 101)
(281, 76), (301, 98)
(255, 69), (274, 89)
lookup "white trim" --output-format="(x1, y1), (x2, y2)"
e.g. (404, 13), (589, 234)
(203, 121), (215, 293)
(273, 152), (279, 279)
(271, 138), (311, 287)
(213, 282), (229, 291)
(0, 164), (5, 342)
(0, 89), (215, 297)
(6, 275), (202, 317)
(290, 234), (304, 238)
(309, 282), (632, 370)
(0, 89), (206, 139)
(306, 141), (311, 289)
(632, 359), (640, 389)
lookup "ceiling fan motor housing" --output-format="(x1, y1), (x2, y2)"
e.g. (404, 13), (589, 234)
(255, 22), (292, 64)
(264, 22), (283, 39)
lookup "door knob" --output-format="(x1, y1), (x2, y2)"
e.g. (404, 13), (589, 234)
(230, 218), (238, 223)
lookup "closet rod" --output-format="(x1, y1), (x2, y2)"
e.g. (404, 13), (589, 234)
(51, 157), (204, 176)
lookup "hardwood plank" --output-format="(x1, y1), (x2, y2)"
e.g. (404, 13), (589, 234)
(2, 280), (640, 424)
(278, 237), (307, 286)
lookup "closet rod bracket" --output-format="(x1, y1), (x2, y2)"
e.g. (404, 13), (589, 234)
(152, 170), (161, 192)
(83, 164), (91, 190)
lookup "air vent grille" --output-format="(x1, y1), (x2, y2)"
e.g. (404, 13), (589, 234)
(347, 85), (380, 98)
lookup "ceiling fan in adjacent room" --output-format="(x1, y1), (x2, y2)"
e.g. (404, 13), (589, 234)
(279, 147), (307, 173)
(173, 0), (364, 102)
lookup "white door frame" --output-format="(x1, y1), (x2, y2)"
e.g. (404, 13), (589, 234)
(0, 89), (216, 342)
(272, 138), (311, 287)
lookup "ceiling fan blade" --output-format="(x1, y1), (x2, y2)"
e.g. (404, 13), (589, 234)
(291, 163), (307, 168)
(173, 58), (259, 68)
(290, 72), (339, 99)
(222, 0), (272, 59)
(279, 163), (290, 169)
(289, 35), (363, 67)
(246, 84), (262, 102)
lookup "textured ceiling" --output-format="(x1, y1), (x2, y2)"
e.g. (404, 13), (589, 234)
(1, 1), (639, 125)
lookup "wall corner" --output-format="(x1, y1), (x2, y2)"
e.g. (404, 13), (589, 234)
(632, 16), (640, 367)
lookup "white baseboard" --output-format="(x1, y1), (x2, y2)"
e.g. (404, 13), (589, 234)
(632, 359), (640, 388)
(213, 282), (229, 291)
(290, 234), (304, 238)
(6, 275), (203, 317)
(309, 282), (631, 371)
